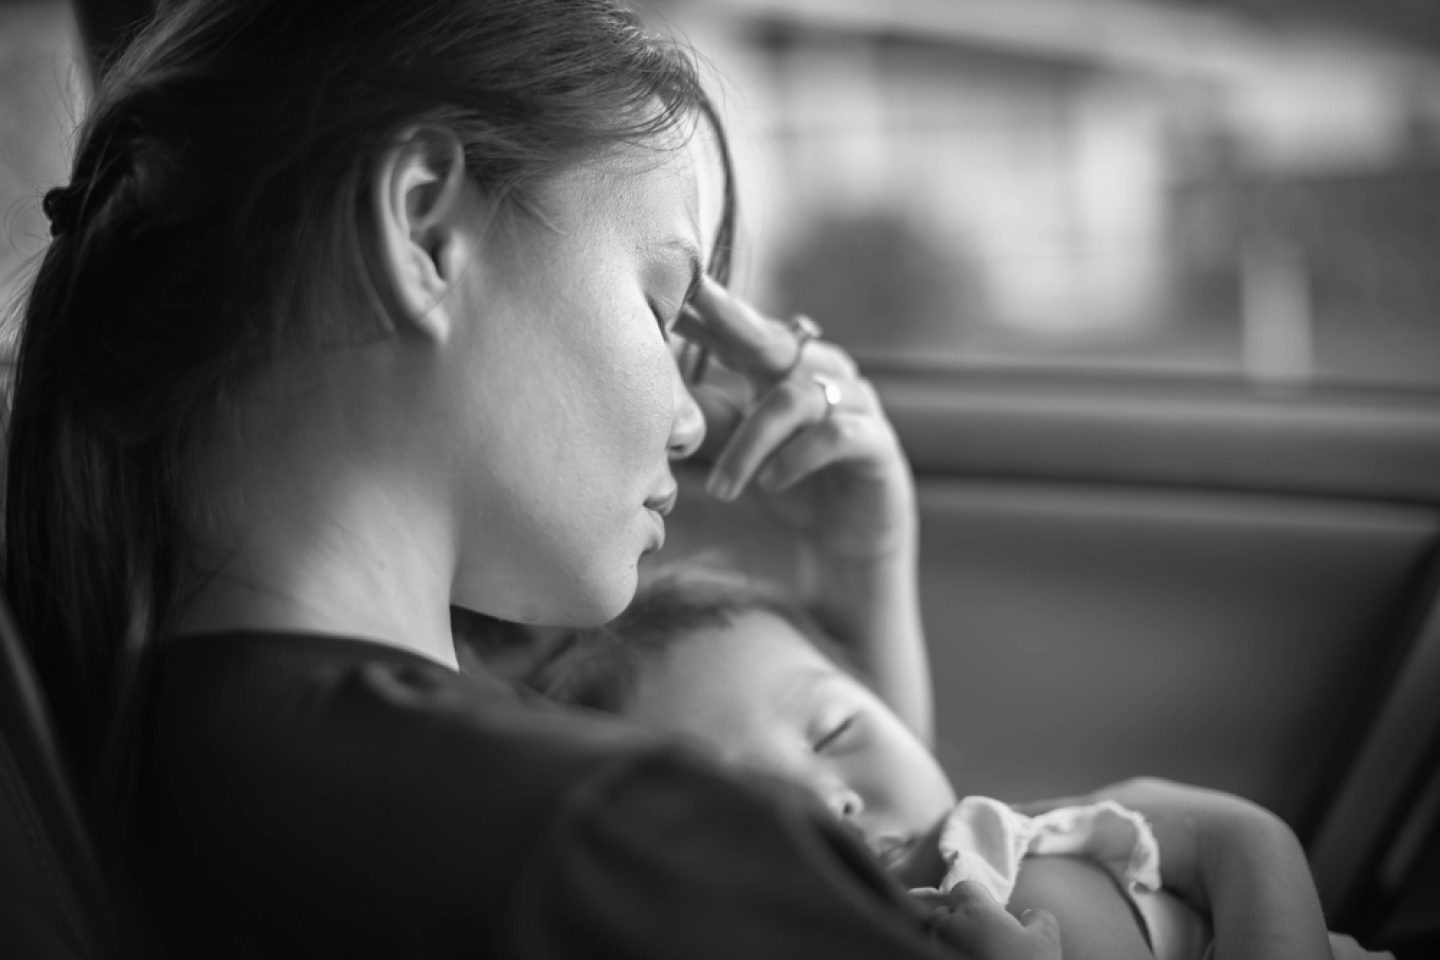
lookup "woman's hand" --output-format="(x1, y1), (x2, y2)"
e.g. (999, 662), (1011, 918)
(675, 277), (915, 563)
(1014, 778), (1332, 960)
(675, 278), (933, 738)
(914, 882), (1062, 960)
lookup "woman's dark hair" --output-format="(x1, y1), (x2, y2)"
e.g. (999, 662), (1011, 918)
(3, 0), (736, 781)
(526, 567), (852, 713)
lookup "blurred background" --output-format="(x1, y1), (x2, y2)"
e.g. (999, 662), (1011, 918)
(634, 0), (1440, 391)
(0, 0), (80, 334)
(8, 0), (1440, 387)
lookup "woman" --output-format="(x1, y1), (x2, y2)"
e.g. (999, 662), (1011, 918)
(4, 1), (1335, 957)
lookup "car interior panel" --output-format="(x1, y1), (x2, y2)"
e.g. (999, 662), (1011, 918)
(0, 598), (113, 960)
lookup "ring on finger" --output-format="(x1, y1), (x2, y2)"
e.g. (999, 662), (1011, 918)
(781, 313), (824, 378)
(812, 373), (842, 417)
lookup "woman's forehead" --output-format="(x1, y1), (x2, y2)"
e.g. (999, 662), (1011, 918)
(552, 139), (701, 241)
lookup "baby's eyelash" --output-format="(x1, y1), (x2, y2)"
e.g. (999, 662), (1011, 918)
(813, 716), (854, 753)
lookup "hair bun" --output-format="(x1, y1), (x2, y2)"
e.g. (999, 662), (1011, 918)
(42, 185), (81, 238)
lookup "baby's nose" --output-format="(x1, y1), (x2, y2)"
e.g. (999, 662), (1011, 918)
(827, 786), (864, 822)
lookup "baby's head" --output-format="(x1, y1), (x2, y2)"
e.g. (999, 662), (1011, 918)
(531, 570), (956, 876)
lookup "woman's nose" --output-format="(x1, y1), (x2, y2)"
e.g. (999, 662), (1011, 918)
(667, 361), (706, 460)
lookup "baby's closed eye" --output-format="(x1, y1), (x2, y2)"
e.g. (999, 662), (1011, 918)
(812, 714), (859, 753)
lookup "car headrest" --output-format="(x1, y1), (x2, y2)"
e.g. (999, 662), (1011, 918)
(0, 593), (115, 959)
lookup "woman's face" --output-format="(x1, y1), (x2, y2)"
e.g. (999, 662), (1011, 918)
(445, 142), (707, 627)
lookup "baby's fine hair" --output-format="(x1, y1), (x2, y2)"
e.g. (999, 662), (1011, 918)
(527, 567), (854, 713)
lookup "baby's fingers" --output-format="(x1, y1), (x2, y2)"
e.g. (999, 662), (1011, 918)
(938, 882), (1062, 960)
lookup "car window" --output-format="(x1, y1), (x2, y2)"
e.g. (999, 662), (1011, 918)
(7, 2), (1440, 395)
(648, 0), (1440, 394)
(0, 0), (83, 355)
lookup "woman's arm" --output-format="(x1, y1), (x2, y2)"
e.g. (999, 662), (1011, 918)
(803, 507), (933, 744)
(678, 280), (935, 740)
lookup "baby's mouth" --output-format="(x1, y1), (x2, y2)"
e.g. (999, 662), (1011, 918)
(870, 835), (916, 872)
(871, 828), (948, 888)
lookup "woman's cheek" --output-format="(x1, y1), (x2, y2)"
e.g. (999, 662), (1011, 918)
(612, 333), (677, 467)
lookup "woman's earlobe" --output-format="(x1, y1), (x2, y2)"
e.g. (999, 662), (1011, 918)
(372, 127), (472, 343)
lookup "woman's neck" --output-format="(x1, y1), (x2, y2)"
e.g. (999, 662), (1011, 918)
(173, 364), (460, 670)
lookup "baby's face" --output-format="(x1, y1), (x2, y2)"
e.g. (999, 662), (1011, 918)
(623, 611), (957, 874)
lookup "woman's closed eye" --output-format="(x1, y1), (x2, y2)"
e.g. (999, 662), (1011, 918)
(649, 300), (676, 341)
(651, 292), (696, 341)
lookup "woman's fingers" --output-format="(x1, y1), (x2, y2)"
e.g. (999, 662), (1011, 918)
(707, 376), (832, 499)
(676, 278), (857, 384)
(707, 373), (874, 500)
(677, 281), (799, 379)
(936, 882), (1062, 960)
(753, 415), (872, 493)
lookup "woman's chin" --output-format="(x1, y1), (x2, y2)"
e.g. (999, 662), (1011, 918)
(538, 563), (641, 628)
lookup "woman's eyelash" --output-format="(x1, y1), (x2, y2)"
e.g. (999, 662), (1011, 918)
(649, 301), (673, 339)
(813, 716), (854, 753)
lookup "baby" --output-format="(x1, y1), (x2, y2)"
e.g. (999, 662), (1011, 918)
(527, 570), (1212, 960)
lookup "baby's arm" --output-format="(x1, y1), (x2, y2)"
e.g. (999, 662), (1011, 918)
(1019, 779), (1334, 960)
(1007, 856), (1155, 960)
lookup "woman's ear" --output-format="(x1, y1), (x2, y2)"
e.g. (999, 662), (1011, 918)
(372, 127), (472, 343)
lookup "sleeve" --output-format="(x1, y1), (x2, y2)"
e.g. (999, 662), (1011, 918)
(499, 749), (956, 960)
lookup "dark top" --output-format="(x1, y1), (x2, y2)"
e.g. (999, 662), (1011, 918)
(137, 631), (953, 958)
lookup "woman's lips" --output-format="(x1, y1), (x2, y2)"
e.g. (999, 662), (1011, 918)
(642, 488), (675, 551)
(643, 487), (677, 517)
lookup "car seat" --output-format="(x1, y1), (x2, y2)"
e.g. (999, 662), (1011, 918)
(0, 593), (116, 959)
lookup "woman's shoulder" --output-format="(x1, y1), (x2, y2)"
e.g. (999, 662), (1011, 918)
(137, 631), (942, 958)
(137, 631), (709, 948)
(143, 630), (676, 819)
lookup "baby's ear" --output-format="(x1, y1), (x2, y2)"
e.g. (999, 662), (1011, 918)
(370, 126), (473, 343)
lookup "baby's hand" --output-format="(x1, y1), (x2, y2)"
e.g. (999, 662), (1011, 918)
(919, 881), (1062, 960)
